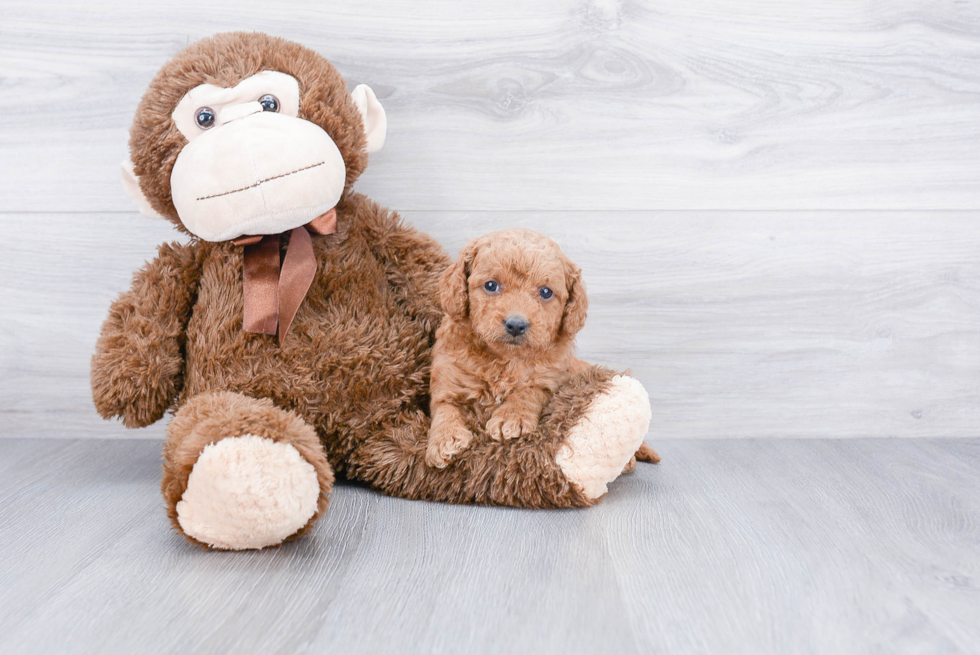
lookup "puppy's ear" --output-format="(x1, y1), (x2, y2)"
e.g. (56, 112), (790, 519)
(559, 260), (588, 339)
(440, 241), (479, 322)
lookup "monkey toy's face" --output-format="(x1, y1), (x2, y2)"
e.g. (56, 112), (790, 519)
(123, 33), (387, 242)
(170, 71), (349, 241)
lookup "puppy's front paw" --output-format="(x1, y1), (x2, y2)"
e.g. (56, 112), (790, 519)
(425, 425), (474, 469)
(486, 407), (539, 441)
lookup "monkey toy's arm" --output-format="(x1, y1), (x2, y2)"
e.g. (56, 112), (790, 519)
(358, 196), (451, 337)
(91, 241), (206, 428)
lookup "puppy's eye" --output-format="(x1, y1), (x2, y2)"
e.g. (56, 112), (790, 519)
(195, 107), (216, 129)
(483, 280), (500, 293)
(539, 286), (554, 300)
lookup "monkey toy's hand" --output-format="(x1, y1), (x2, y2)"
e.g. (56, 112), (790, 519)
(91, 242), (204, 429)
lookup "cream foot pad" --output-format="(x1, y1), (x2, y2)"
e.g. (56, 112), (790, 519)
(176, 434), (321, 550)
(556, 375), (652, 499)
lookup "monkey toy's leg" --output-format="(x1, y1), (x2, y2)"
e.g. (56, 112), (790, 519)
(161, 391), (334, 550)
(347, 366), (652, 508)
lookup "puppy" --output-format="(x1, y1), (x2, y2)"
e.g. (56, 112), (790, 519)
(425, 228), (660, 469)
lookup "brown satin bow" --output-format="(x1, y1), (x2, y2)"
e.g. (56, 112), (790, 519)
(231, 208), (337, 342)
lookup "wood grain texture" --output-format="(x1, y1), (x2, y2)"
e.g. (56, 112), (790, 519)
(2, 210), (978, 439)
(0, 438), (977, 654)
(2, 0), (980, 212)
(2, 2), (979, 437)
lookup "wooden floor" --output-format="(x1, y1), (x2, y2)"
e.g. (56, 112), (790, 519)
(1, 437), (977, 654)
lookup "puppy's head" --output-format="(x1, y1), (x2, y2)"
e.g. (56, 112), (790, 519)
(440, 228), (588, 355)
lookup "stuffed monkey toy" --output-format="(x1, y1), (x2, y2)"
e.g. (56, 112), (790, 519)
(92, 32), (653, 550)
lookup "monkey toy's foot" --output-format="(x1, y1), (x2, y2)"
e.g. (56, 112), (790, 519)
(556, 375), (652, 500)
(176, 435), (321, 550)
(162, 392), (333, 550)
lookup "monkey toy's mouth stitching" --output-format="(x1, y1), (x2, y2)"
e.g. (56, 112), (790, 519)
(196, 161), (327, 201)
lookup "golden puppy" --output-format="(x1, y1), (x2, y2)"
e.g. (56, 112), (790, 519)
(425, 228), (661, 469)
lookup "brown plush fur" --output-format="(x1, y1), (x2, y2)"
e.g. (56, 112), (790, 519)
(425, 229), (592, 467)
(92, 33), (647, 547)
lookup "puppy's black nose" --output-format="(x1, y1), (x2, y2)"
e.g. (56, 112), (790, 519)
(504, 316), (529, 337)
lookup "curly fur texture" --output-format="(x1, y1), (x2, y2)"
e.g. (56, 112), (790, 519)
(425, 229), (592, 467)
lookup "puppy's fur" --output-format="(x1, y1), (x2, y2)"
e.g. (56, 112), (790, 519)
(426, 228), (660, 469)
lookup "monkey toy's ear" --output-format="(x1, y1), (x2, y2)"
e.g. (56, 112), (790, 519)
(350, 84), (387, 154)
(120, 160), (165, 220)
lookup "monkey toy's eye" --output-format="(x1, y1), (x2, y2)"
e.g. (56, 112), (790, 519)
(259, 94), (280, 112)
(483, 280), (500, 293)
(539, 286), (554, 300)
(195, 107), (215, 129)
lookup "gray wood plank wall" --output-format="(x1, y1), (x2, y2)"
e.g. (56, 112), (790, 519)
(2, 0), (978, 439)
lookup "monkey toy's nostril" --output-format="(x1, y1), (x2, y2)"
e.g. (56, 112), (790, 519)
(504, 316), (529, 337)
